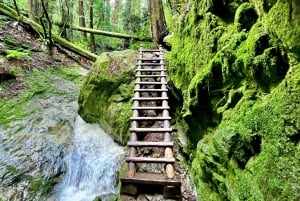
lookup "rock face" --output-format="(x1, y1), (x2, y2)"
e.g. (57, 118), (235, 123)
(167, 0), (300, 200)
(78, 50), (137, 144)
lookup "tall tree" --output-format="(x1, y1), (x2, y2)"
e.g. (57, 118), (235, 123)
(89, 0), (95, 52)
(78, 0), (86, 37)
(112, 0), (119, 24)
(148, 0), (167, 46)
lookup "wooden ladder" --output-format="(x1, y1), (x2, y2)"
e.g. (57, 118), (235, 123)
(121, 45), (181, 190)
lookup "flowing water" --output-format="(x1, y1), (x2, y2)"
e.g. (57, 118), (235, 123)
(0, 67), (124, 200)
(59, 116), (124, 201)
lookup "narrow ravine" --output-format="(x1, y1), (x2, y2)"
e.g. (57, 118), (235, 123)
(59, 116), (124, 201)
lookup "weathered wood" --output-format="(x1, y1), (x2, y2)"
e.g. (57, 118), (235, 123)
(134, 88), (168, 92)
(126, 157), (175, 163)
(141, 49), (161, 52)
(53, 22), (152, 41)
(137, 69), (166, 72)
(130, 116), (171, 120)
(127, 141), (173, 147)
(131, 106), (170, 110)
(132, 97), (168, 101)
(130, 117), (171, 121)
(0, 3), (98, 61)
(137, 63), (164, 66)
(139, 58), (164, 61)
(121, 173), (181, 186)
(135, 81), (167, 85)
(136, 74), (166, 78)
(130, 128), (172, 133)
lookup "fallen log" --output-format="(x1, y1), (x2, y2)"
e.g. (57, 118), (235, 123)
(54, 22), (152, 42)
(0, 3), (98, 61)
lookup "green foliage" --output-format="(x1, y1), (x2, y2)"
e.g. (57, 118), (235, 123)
(167, 0), (300, 200)
(6, 49), (31, 60)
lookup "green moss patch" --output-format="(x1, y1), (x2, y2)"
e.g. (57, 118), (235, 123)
(78, 50), (137, 144)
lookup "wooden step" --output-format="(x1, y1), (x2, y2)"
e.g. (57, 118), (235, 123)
(137, 63), (163, 66)
(141, 49), (161, 52)
(135, 81), (167, 85)
(134, 89), (168, 92)
(132, 97), (168, 101)
(130, 128), (172, 132)
(127, 141), (173, 147)
(126, 157), (175, 163)
(137, 69), (166, 72)
(130, 116), (171, 120)
(136, 74), (166, 78)
(121, 172), (181, 186)
(132, 106), (170, 110)
(139, 58), (164, 61)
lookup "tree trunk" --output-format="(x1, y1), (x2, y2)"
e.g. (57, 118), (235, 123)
(27, 0), (33, 20)
(0, 3), (98, 61)
(148, 0), (167, 47)
(54, 22), (152, 41)
(112, 0), (119, 24)
(59, 0), (68, 38)
(89, 1), (96, 53)
(78, 0), (87, 37)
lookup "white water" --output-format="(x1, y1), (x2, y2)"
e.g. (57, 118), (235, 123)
(59, 116), (124, 201)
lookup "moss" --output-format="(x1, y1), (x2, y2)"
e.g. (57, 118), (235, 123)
(234, 3), (258, 31)
(168, 0), (300, 200)
(78, 50), (137, 144)
(6, 49), (31, 60)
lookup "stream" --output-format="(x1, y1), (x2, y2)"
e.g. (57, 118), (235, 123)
(59, 116), (124, 201)
(0, 67), (124, 200)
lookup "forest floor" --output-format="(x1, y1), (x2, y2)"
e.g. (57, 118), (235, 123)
(0, 15), (90, 98)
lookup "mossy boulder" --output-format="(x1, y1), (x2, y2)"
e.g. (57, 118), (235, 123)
(78, 50), (137, 144)
(167, 0), (300, 200)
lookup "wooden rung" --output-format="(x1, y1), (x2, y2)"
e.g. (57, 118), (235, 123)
(137, 63), (163, 66)
(130, 128), (172, 132)
(132, 106), (170, 110)
(139, 58), (164, 61)
(127, 141), (173, 147)
(137, 69), (166, 72)
(134, 89), (168, 92)
(135, 81), (167, 85)
(130, 117), (171, 120)
(126, 157), (175, 163)
(136, 75), (166, 78)
(140, 49), (161, 52)
(121, 172), (181, 186)
(132, 97), (168, 101)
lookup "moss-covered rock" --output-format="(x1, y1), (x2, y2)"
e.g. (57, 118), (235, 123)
(78, 50), (137, 144)
(167, 0), (300, 200)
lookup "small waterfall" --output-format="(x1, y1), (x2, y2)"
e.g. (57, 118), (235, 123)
(59, 116), (124, 201)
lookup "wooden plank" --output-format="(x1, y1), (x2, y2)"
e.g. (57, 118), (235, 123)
(126, 157), (175, 163)
(130, 117), (171, 120)
(136, 75), (166, 78)
(135, 81), (167, 85)
(132, 106), (170, 110)
(134, 89), (168, 92)
(130, 128), (172, 132)
(139, 58), (164, 61)
(132, 97), (168, 101)
(127, 141), (173, 147)
(137, 69), (166, 72)
(121, 172), (181, 186)
(141, 49), (161, 52)
(136, 63), (163, 66)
